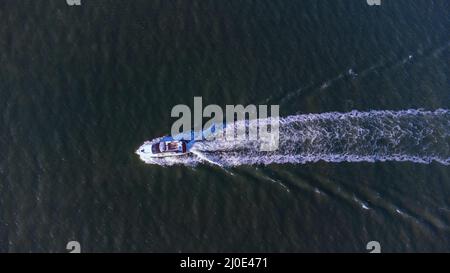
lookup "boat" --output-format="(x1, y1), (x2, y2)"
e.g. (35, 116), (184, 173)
(138, 139), (189, 158)
(136, 123), (225, 159)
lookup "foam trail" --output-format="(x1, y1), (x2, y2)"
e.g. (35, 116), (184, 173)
(140, 109), (450, 167)
(190, 149), (224, 168)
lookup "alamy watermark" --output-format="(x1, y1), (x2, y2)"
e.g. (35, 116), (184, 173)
(367, 0), (381, 6)
(366, 241), (381, 253)
(66, 0), (81, 6)
(171, 97), (280, 151)
(66, 241), (81, 253)
(67, 0), (380, 7)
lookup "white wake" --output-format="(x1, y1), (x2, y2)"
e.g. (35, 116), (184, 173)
(139, 109), (450, 167)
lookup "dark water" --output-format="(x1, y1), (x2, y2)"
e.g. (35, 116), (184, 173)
(0, 0), (449, 252)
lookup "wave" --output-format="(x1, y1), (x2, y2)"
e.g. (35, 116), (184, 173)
(139, 109), (450, 167)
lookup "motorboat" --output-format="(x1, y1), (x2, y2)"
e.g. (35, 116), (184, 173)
(137, 139), (189, 158)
